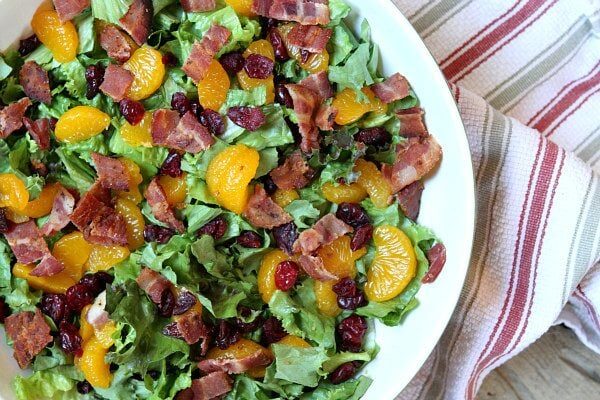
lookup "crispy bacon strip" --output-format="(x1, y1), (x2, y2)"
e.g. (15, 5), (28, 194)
(100, 25), (135, 63)
(371, 73), (410, 104)
(3, 221), (50, 264)
(422, 243), (447, 283)
(4, 309), (53, 368)
(198, 348), (274, 374)
(30, 254), (65, 277)
(40, 185), (76, 237)
(119, 0), (153, 45)
(145, 178), (185, 232)
(91, 153), (130, 191)
(269, 151), (314, 190)
(292, 214), (352, 255)
(396, 180), (424, 221)
(397, 107), (428, 138)
(99, 64), (134, 102)
(299, 71), (333, 100)
(287, 24), (332, 53)
(152, 110), (215, 154)
(182, 25), (231, 83)
(243, 185), (292, 229)
(53, 0), (90, 21)
(23, 117), (51, 150)
(285, 84), (320, 153)
(298, 254), (337, 281)
(177, 372), (233, 400)
(252, 0), (330, 25)
(314, 104), (337, 131)
(181, 0), (217, 12)
(19, 61), (51, 104)
(137, 267), (174, 304)
(0, 98), (31, 139)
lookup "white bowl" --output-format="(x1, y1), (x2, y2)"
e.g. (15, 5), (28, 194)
(0, 1), (475, 398)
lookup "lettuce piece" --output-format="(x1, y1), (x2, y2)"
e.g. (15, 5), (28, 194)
(301, 376), (373, 400)
(75, 11), (96, 54)
(328, 43), (374, 92)
(225, 86), (268, 108)
(330, 23), (357, 66)
(270, 344), (329, 387)
(255, 147), (279, 178)
(191, 235), (230, 278)
(55, 148), (96, 191)
(183, 204), (223, 233)
(327, 0), (352, 27)
(236, 105), (294, 150)
(285, 199), (321, 229)
(109, 131), (169, 178)
(226, 375), (272, 400)
(12, 366), (83, 400)
(53, 60), (88, 100)
(0, 55), (12, 80)
(91, 0), (133, 24)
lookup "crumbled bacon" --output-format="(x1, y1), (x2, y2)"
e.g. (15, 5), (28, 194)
(287, 24), (332, 53)
(152, 110), (215, 154)
(270, 151), (314, 190)
(180, 372), (233, 400)
(30, 254), (65, 277)
(40, 186), (75, 236)
(297, 254), (337, 281)
(371, 73), (410, 104)
(4, 309), (53, 368)
(422, 243), (447, 283)
(0, 98), (31, 139)
(299, 71), (333, 100)
(174, 310), (211, 349)
(198, 347), (274, 374)
(91, 153), (130, 191)
(99, 64), (134, 102)
(53, 0), (90, 22)
(19, 61), (51, 104)
(181, 0), (216, 12)
(243, 185), (292, 229)
(396, 180), (424, 221)
(315, 104), (337, 131)
(119, 0), (153, 45)
(182, 25), (231, 83)
(285, 84), (320, 153)
(3, 221), (50, 264)
(292, 214), (353, 255)
(397, 107), (428, 138)
(100, 25), (135, 63)
(381, 136), (442, 193)
(252, 0), (331, 25)
(23, 117), (51, 150)
(137, 268), (174, 304)
(145, 178), (185, 232)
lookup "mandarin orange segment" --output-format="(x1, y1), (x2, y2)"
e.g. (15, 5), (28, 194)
(238, 40), (275, 104)
(158, 173), (188, 206)
(273, 189), (299, 208)
(317, 236), (366, 279)
(332, 88), (387, 126)
(279, 24), (330, 74)
(118, 158), (144, 204)
(206, 144), (260, 214)
(257, 249), (289, 304)
(94, 321), (117, 349)
(314, 280), (341, 317)
(321, 182), (367, 204)
(354, 159), (392, 208)
(52, 231), (92, 275)
(12, 262), (77, 294)
(276, 335), (311, 348)
(31, 9), (78, 63)
(120, 112), (153, 147)
(206, 338), (272, 378)
(21, 183), (61, 218)
(55, 106), (111, 143)
(224, 0), (255, 16)
(244, 40), (275, 60)
(85, 245), (130, 273)
(123, 46), (166, 101)
(364, 225), (417, 302)
(76, 337), (112, 388)
(115, 198), (145, 250)
(198, 60), (230, 111)
(0, 174), (29, 211)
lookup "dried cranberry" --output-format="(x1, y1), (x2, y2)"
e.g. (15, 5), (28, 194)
(262, 175), (278, 195)
(275, 261), (299, 291)
(219, 51), (245, 75)
(260, 18), (279, 34)
(330, 362), (359, 384)
(273, 222), (298, 255)
(95, 271), (114, 285)
(227, 106), (266, 131)
(262, 316), (286, 346)
(0, 297), (9, 323)
(160, 151), (183, 178)
(77, 381), (93, 395)
(268, 29), (289, 62)
(351, 224), (373, 251)
(172, 291), (197, 316)
(162, 52), (178, 67)
(333, 278), (366, 310)
(65, 284), (95, 312)
(171, 92), (192, 116)
(354, 127), (391, 147)
(78, 274), (105, 297)
(40, 293), (70, 324)
(199, 109), (225, 136)
(158, 289), (175, 318)
(119, 98), (146, 125)
(336, 203), (370, 229)
(144, 224), (175, 244)
(332, 278), (358, 297)
(275, 84), (294, 108)
(162, 322), (183, 338)
(58, 321), (83, 356)
(300, 49), (311, 64)
(190, 99), (203, 120)
(244, 54), (274, 79)
(198, 216), (228, 240)
(237, 230), (262, 248)
(85, 64), (105, 100)
(337, 315), (367, 352)
(214, 320), (241, 350)
(148, 370), (160, 380)
(0, 208), (10, 234)
(338, 294), (366, 311)
(234, 306), (263, 333)
(18, 34), (41, 57)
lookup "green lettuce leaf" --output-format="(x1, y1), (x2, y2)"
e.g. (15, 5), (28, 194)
(0, 55), (12, 80)
(270, 344), (329, 387)
(91, 0), (133, 24)
(12, 366), (84, 400)
(301, 376), (373, 400)
(328, 43), (374, 92)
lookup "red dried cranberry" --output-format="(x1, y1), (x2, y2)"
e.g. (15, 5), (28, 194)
(0, 208), (10, 234)
(78, 274), (105, 297)
(268, 29), (289, 62)
(275, 261), (299, 291)
(275, 84), (294, 108)
(236, 231), (262, 248)
(332, 277), (358, 298)
(260, 18), (279, 33)
(262, 175), (278, 195)
(85, 64), (105, 100)
(354, 127), (392, 147)
(77, 381), (93, 394)
(172, 291), (197, 316)
(329, 362), (360, 384)
(18, 34), (41, 57)
(40, 293), (70, 324)
(198, 216), (228, 240)
(262, 316), (287, 346)
(95, 271), (114, 285)
(0, 297), (9, 323)
(333, 278), (366, 310)
(337, 315), (367, 353)
(300, 49), (311, 63)
(214, 320), (241, 350)
(336, 203), (370, 229)
(337, 293), (366, 310)
(199, 109), (225, 136)
(119, 98), (145, 125)
(244, 54), (274, 79)
(144, 224), (175, 244)
(65, 284), (95, 312)
(234, 306), (263, 333)
(58, 321), (83, 356)
(273, 222), (298, 255)
(162, 321), (183, 338)
(190, 99), (203, 120)
(162, 52), (178, 67)
(158, 289), (175, 318)
(351, 224), (373, 251)
(160, 151), (183, 177)
(219, 51), (246, 75)
(227, 106), (266, 131)
(171, 92), (192, 116)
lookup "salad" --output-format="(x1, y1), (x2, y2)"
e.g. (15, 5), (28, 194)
(0, 0), (446, 398)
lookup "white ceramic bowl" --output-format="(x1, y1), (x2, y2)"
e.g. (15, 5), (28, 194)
(0, 1), (475, 398)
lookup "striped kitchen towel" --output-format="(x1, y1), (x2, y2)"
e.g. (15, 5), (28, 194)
(390, 0), (600, 399)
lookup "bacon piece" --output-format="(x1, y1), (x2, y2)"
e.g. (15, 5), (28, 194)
(396, 180), (423, 221)
(299, 71), (333, 100)
(292, 214), (352, 255)
(397, 107), (428, 138)
(137, 267), (174, 304)
(182, 25), (231, 83)
(53, 0), (90, 22)
(287, 24), (332, 53)
(186, 372), (233, 400)
(315, 104), (337, 131)
(285, 84), (320, 153)
(40, 186), (75, 236)
(87, 291), (109, 330)
(270, 151), (314, 190)
(381, 136), (442, 193)
(0, 98), (32, 139)
(4, 309), (53, 368)
(91, 153), (130, 191)
(99, 64), (134, 102)
(298, 254), (336, 281)
(119, 0), (153, 45)
(30, 254), (65, 277)
(4, 221), (50, 264)
(252, 0), (330, 25)
(152, 110), (215, 154)
(243, 185), (292, 229)
(164, 310), (211, 350)
(198, 348), (274, 374)
(422, 243), (447, 284)
(145, 178), (185, 232)
(23, 117), (51, 150)
(19, 61), (51, 105)
(100, 25), (135, 63)
(371, 73), (410, 104)
(152, 109), (179, 145)
(181, 0), (216, 12)
(70, 183), (111, 232)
